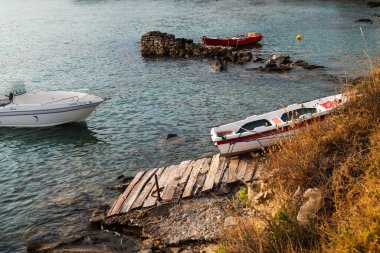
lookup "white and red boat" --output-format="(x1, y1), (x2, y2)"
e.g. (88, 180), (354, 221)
(201, 32), (263, 47)
(211, 94), (346, 156)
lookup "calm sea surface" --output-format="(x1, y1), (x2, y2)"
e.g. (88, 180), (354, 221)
(0, 0), (378, 251)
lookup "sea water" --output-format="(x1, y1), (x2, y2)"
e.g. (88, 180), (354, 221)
(0, 0), (378, 251)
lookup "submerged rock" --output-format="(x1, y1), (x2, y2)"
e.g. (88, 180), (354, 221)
(166, 133), (178, 139)
(292, 60), (325, 70)
(27, 231), (140, 253)
(367, 1), (380, 7)
(211, 59), (228, 71)
(356, 18), (373, 23)
(252, 56), (265, 62)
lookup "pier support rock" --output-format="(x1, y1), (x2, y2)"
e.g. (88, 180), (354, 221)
(141, 31), (252, 64)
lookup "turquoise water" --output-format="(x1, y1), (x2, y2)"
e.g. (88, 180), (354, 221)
(0, 0), (378, 251)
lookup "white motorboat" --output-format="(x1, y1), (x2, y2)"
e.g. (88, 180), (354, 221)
(211, 94), (346, 156)
(0, 83), (104, 127)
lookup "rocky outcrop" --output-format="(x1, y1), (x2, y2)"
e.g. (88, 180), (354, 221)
(141, 31), (253, 65)
(247, 54), (325, 73)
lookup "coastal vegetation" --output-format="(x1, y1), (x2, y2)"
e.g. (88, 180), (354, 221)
(221, 68), (380, 252)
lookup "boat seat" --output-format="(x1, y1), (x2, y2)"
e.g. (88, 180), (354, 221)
(0, 98), (10, 107)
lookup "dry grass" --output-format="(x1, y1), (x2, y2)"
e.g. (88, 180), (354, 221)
(221, 69), (380, 253)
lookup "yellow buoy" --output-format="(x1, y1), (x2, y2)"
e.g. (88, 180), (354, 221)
(296, 34), (302, 41)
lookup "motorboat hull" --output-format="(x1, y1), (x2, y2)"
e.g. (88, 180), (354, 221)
(211, 94), (345, 156)
(0, 102), (102, 127)
(0, 89), (104, 128)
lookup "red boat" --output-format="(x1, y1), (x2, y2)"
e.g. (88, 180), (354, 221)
(201, 32), (263, 47)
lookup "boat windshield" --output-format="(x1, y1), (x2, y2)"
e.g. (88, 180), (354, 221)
(281, 108), (317, 122)
(11, 82), (27, 96)
(236, 119), (272, 133)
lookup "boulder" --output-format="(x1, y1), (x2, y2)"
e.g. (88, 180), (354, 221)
(271, 54), (292, 65)
(252, 56), (265, 62)
(166, 133), (178, 139)
(297, 188), (322, 226)
(211, 60), (227, 71)
(215, 183), (231, 195)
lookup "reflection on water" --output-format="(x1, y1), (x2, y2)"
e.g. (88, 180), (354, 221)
(0, 123), (101, 146)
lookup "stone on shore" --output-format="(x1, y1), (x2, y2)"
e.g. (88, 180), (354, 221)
(297, 188), (322, 226)
(211, 59), (228, 71)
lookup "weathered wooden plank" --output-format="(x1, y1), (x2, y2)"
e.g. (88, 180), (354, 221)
(182, 158), (206, 198)
(107, 171), (145, 216)
(171, 160), (195, 203)
(193, 158), (212, 196)
(222, 158), (240, 183)
(236, 159), (248, 181)
(143, 165), (176, 207)
(213, 156), (228, 188)
(161, 160), (191, 202)
(178, 160), (195, 185)
(131, 167), (165, 210)
(202, 154), (220, 191)
(120, 168), (159, 213)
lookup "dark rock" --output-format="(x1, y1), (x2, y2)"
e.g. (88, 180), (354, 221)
(166, 133), (178, 139)
(111, 183), (130, 191)
(252, 56), (264, 62)
(211, 60), (227, 71)
(356, 18), (373, 23)
(215, 183), (231, 195)
(302, 64), (325, 70)
(259, 64), (292, 73)
(367, 1), (380, 7)
(292, 60), (325, 70)
(117, 174), (124, 180)
(89, 205), (108, 228)
(292, 60), (309, 68)
(122, 176), (134, 183)
(271, 54), (292, 65)
(27, 231), (140, 253)
(352, 76), (366, 85)
(372, 13), (380, 17)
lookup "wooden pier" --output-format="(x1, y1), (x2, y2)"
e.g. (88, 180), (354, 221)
(107, 154), (260, 217)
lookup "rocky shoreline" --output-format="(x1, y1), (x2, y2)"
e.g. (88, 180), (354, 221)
(141, 31), (327, 73)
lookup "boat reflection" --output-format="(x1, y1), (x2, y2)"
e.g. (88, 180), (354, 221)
(0, 122), (102, 147)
